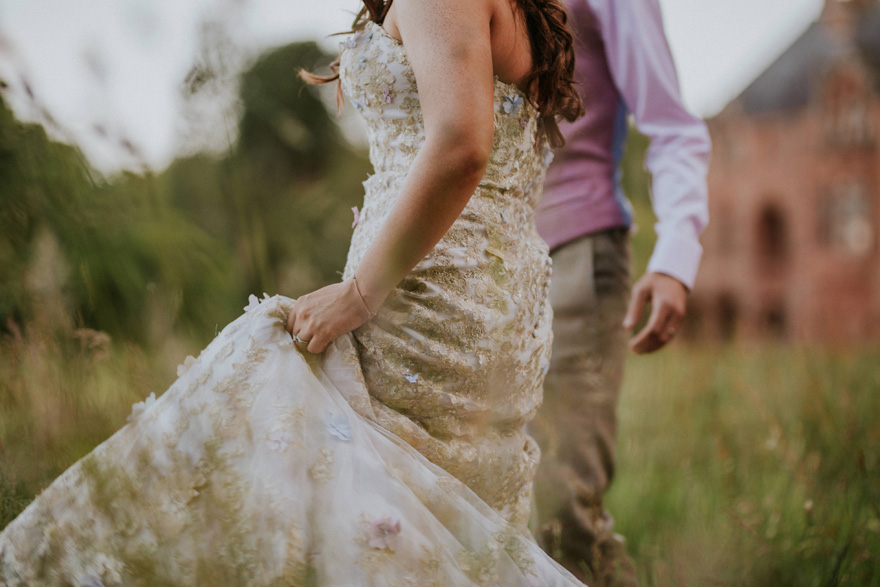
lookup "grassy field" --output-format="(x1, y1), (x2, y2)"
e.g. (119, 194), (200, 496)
(610, 345), (880, 586)
(1, 325), (878, 586)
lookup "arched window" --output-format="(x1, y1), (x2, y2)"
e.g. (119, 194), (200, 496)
(823, 61), (875, 147)
(757, 204), (788, 265)
(818, 181), (874, 256)
(718, 294), (738, 341)
(761, 303), (787, 339)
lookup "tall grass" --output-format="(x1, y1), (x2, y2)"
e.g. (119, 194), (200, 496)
(0, 323), (188, 528)
(611, 345), (880, 586)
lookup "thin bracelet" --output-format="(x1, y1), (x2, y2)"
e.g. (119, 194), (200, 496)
(352, 274), (377, 319)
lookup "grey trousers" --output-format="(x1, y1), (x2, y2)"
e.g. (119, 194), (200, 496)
(530, 228), (638, 586)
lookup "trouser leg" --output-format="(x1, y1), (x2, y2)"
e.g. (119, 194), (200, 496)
(530, 228), (637, 586)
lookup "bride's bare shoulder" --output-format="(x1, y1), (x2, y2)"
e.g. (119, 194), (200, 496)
(383, 0), (531, 87)
(381, 0), (494, 41)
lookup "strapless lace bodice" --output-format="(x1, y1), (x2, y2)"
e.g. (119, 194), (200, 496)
(338, 22), (555, 528)
(339, 22), (552, 190)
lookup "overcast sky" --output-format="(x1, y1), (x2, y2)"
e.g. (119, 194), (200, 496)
(0, 0), (824, 172)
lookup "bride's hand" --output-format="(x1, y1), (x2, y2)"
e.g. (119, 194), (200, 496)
(285, 278), (377, 354)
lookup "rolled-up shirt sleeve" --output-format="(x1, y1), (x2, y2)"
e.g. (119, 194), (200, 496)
(589, 0), (711, 289)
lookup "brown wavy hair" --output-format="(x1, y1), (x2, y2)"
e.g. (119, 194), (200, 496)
(301, 0), (584, 147)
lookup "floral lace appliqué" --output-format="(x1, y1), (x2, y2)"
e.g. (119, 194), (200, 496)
(368, 517), (402, 551)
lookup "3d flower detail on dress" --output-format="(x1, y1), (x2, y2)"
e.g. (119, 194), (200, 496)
(176, 355), (196, 377)
(368, 517), (403, 551)
(267, 429), (293, 452)
(127, 392), (157, 423)
(502, 94), (524, 115)
(342, 32), (362, 50)
(382, 87), (394, 104)
(326, 411), (352, 442)
(244, 292), (271, 312)
(351, 206), (361, 228)
(542, 144), (555, 167)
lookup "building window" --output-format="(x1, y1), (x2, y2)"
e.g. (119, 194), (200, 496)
(761, 303), (787, 339)
(718, 294), (738, 341)
(823, 62), (875, 147)
(757, 203), (788, 266)
(818, 181), (874, 256)
(715, 203), (736, 253)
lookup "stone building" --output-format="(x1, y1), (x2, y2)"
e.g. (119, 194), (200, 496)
(691, 0), (880, 343)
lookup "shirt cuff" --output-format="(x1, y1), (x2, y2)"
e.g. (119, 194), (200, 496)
(646, 231), (703, 290)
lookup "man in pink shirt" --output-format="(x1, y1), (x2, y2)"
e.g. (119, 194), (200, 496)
(530, 0), (711, 584)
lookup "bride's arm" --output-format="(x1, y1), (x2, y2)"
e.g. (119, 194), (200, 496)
(288, 0), (498, 353)
(353, 0), (497, 303)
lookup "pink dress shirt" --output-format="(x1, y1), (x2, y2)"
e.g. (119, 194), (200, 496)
(537, 0), (711, 289)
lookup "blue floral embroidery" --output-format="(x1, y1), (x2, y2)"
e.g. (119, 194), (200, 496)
(502, 94), (524, 115)
(342, 30), (364, 50)
(326, 411), (352, 441)
(404, 372), (419, 383)
(358, 57), (368, 70)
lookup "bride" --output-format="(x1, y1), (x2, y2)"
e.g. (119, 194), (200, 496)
(0, 0), (585, 584)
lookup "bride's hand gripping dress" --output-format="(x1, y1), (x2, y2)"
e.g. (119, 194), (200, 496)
(0, 1), (584, 584)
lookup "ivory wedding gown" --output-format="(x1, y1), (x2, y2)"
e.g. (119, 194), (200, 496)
(0, 22), (582, 586)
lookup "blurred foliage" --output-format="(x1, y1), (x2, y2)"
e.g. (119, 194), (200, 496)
(0, 98), (232, 343)
(163, 42), (371, 304)
(0, 41), (369, 345)
(237, 43), (343, 182)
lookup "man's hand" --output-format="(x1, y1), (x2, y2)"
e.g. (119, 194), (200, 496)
(623, 272), (688, 354)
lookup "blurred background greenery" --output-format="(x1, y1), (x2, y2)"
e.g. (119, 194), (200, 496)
(0, 41), (878, 586)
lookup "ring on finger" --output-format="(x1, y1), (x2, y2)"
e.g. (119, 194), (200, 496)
(293, 333), (311, 352)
